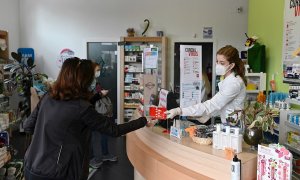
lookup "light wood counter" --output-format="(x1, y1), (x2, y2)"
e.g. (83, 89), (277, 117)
(126, 126), (257, 180)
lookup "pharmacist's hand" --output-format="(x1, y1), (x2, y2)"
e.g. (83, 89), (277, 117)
(165, 107), (181, 119)
(101, 89), (109, 96)
(146, 117), (158, 128)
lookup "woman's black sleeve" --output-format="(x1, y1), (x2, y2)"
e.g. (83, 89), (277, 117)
(81, 106), (147, 137)
(89, 93), (101, 105)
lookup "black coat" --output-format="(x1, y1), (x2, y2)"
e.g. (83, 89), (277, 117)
(24, 94), (147, 180)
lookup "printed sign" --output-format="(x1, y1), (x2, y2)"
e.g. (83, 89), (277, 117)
(17, 48), (35, 65)
(170, 126), (181, 139)
(144, 47), (158, 69)
(57, 48), (75, 68)
(179, 45), (202, 108)
(203, 27), (213, 39)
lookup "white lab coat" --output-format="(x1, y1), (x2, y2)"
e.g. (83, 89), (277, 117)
(181, 73), (246, 123)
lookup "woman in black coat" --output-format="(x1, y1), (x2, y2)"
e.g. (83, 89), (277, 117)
(24, 58), (150, 180)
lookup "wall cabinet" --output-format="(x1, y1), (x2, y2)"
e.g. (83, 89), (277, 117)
(119, 37), (167, 123)
(0, 30), (10, 169)
(245, 72), (266, 101)
(279, 108), (300, 179)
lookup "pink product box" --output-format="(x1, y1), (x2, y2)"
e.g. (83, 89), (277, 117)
(257, 145), (293, 180)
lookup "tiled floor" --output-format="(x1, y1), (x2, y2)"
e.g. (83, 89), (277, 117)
(89, 136), (134, 180)
(11, 131), (134, 180)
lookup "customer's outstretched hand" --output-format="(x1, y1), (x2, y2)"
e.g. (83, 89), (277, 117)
(101, 89), (109, 96)
(146, 117), (158, 128)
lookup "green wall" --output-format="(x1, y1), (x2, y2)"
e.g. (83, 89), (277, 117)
(248, 0), (288, 92)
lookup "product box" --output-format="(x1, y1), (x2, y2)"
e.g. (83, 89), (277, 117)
(149, 106), (166, 119)
(257, 144), (293, 180)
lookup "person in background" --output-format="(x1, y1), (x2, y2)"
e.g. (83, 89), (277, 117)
(201, 71), (211, 102)
(89, 63), (117, 169)
(23, 58), (154, 180)
(166, 45), (247, 124)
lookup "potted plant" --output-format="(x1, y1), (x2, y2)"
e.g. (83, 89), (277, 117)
(242, 101), (279, 147)
(228, 101), (279, 147)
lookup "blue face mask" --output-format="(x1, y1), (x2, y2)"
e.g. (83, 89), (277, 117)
(89, 79), (96, 91)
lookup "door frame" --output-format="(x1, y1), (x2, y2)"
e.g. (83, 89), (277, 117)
(170, 38), (217, 96)
(83, 38), (121, 124)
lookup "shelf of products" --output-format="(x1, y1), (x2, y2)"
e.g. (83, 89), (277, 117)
(279, 110), (300, 155)
(119, 37), (167, 122)
(246, 90), (260, 93)
(283, 78), (300, 84)
(0, 30), (11, 171)
(286, 98), (300, 106)
(285, 121), (300, 131)
(245, 72), (266, 101)
(283, 143), (300, 155)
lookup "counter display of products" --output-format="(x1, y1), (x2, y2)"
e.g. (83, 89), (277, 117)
(126, 125), (257, 180)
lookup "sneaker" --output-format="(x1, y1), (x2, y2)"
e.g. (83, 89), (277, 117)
(102, 154), (118, 162)
(89, 159), (103, 169)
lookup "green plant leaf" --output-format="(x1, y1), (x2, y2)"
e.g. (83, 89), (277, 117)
(262, 122), (268, 132)
(248, 120), (258, 129)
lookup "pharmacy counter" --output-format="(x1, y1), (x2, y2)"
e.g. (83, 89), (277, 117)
(126, 126), (257, 180)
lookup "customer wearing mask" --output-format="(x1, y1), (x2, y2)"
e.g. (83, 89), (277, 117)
(166, 45), (247, 123)
(24, 58), (153, 180)
(89, 63), (117, 169)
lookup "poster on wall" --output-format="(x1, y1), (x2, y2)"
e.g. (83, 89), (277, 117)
(203, 27), (213, 39)
(179, 45), (202, 108)
(144, 47), (158, 69)
(282, 1), (300, 81)
(17, 48), (34, 65)
(57, 48), (75, 68)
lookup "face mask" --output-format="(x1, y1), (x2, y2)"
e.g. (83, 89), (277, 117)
(95, 71), (101, 78)
(89, 79), (96, 91)
(216, 64), (231, 76)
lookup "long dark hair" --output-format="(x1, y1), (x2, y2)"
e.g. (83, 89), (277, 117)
(217, 45), (247, 86)
(50, 58), (95, 100)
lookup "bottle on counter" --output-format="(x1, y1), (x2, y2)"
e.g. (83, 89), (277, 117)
(213, 124), (222, 149)
(231, 154), (241, 180)
(222, 126), (231, 150)
(230, 128), (243, 153)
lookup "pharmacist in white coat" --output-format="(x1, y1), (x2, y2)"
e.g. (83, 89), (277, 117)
(166, 45), (247, 123)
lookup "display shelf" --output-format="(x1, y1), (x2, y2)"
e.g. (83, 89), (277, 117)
(285, 98), (300, 106)
(119, 36), (167, 123)
(244, 72), (266, 101)
(283, 143), (300, 155)
(283, 78), (300, 84)
(285, 121), (300, 131)
(245, 72), (265, 77)
(124, 105), (140, 109)
(246, 90), (260, 93)
(124, 89), (140, 92)
(124, 98), (140, 100)
(125, 71), (144, 73)
(292, 170), (300, 179)
(245, 72), (266, 91)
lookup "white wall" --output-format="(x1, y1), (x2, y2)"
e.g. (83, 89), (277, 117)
(0, 0), (20, 57)
(19, 0), (248, 84)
